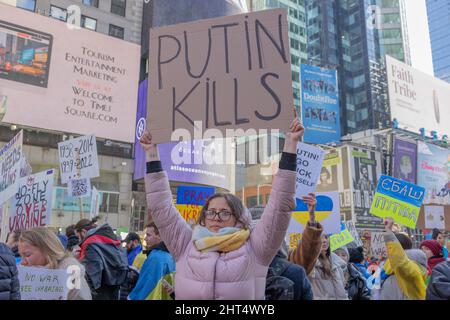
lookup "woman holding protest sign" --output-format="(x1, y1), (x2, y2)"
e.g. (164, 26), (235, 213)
(139, 108), (303, 300)
(288, 199), (348, 300)
(18, 227), (92, 300)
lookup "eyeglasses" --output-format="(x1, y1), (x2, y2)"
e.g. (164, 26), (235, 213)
(205, 210), (233, 221)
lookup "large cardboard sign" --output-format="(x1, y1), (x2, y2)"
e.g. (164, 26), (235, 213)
(8, 169), (54, 232)
(0, 130), (23, 205)
(370, 175), (425, 228)
(295, 142), (325, 198)
(58, 135), (99, 184)
(148, 8), (293, 144)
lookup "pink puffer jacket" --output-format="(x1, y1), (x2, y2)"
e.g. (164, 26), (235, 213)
(145, 169), (296, 300)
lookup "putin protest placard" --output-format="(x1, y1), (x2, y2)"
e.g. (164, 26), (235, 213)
(8, 169), (54, 232)
(18, 266), (69, 300)
(370, 175), (425, 228)
(287, 192), (340, 248)
(295, 142), (325, 198)
(58, 135), (99, 184)
(0, 130), (23, 205)
(148, 8), (293, 144)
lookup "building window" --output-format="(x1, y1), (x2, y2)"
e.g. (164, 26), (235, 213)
(50, 5), (67, 22)
(111, 0), (126, 17)
(82, 0), (99, 7)
(109, 24), (124, 39)
(16, 0), (36, 11)
(81, 15), (97, 31)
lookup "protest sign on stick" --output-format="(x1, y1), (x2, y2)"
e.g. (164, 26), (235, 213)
(0, 130), (23, 205)
(8, 169), (54, 232)
(58, 135), (99, 184)
(330, 228), (355, 251)
(68, 178), (91, 198)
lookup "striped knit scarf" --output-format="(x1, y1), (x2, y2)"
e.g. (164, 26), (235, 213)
(193, 226), (250, 253)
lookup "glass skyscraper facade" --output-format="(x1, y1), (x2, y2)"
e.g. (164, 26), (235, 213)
(426, 0), (450, 83)
(304, 0), (407, 135)
(251, 0), (308, 112)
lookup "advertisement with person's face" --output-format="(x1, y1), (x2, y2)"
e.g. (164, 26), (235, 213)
(392, 138), (417, 184)
(0, 4), (140, 142)
(350, 147), (383, 230)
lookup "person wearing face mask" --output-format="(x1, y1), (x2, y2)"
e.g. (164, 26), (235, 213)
(139, 109), (303, 300)
(18, 227), (91, 300)
(74, 218), (128, 300)
(128, 222), (175, 300)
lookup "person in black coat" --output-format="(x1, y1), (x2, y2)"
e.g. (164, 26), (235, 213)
(335, 246), (371, 300)
(0, 243), (20, 300)
(75, 219), (128, 300)
(426, 260), (450, 300)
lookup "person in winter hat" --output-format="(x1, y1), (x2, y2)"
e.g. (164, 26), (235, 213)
(420, 239), (446, 275)
(431, 229), (448, 259)
(139, 109), (304, 300)
(348, 247), (370, 279)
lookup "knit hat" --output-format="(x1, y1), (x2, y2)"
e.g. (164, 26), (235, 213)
(420, 239), (443, 257)
(348, 246), (364, 263)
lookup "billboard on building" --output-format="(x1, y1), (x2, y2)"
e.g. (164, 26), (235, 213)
(316, 146), (352, 221)
(349, 146), (384, 230)
(386, 55), (450, 137)
(417, 141), (450, 205)
(300, 64), (341, 144)
(0, 4), (140, 142)
(392, 138), (417, 184)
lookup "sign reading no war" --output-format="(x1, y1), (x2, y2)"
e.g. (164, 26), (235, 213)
(148, 8), (293, 144)
(370, 175), (425, 228)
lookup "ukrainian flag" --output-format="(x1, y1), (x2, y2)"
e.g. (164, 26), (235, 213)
(291, 195), (334, 225)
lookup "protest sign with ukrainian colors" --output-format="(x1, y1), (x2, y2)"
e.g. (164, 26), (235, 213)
(369, 175), (425, 228)
(176, 186), (215, 206)
(287, 192), (340, 248)
(330, 223), (355, 251)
